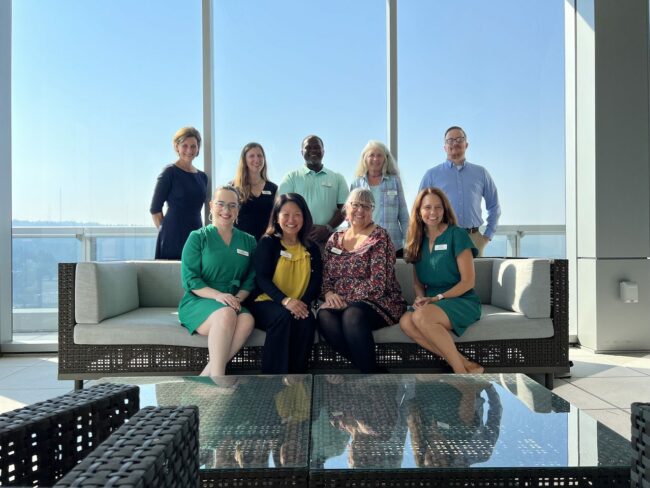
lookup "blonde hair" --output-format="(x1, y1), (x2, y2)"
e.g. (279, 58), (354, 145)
(404, 188), (458, 263)
(173, 127), (202, 153)
(232, 142), (269, 201)
(354, 140), (399, 178)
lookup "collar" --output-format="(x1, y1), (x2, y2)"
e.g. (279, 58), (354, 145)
(445, 159), (467, 170)
(301, 165), (328, 175)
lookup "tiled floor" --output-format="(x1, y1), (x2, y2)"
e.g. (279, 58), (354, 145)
(0, 346), (648, 440)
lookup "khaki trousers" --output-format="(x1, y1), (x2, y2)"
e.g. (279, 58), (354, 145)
(468, 231), (488, 257)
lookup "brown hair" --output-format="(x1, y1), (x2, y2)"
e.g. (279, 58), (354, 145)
(173, 127), (202, 153)
(232, 142), (269, 201)
(404, 188), (458, 263)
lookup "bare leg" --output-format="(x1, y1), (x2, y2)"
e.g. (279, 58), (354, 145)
(196, 307), (238, 377)
(227, 313), (255, 360)
(401, 309), (483, 373)
(411, 306), (467, 373)
(400, 312), (446, 358)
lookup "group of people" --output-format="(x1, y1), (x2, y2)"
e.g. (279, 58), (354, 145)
(149, 126), (501, 377)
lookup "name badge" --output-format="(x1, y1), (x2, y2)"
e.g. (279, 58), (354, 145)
(330, 247), (343, 255)
(387, 190), (398, 196)
(261, 190), (272, 195)
(236, 249), (249, 256)
(321, 182), (332, 188)
(280, 250), (292, 259)
(434, 244), (448, 251)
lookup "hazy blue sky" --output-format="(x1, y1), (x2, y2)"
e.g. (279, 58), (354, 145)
(11, 0), (565, 227)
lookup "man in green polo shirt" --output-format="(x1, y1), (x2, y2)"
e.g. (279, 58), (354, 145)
(279, 135), (349, 245)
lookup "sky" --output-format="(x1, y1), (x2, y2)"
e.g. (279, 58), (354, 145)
(11, 0), (565, 227)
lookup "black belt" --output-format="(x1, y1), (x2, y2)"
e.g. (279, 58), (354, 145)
(465, 227), (479, 234)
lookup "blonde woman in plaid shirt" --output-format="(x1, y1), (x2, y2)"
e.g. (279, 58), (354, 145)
(350, 141), (409, 256)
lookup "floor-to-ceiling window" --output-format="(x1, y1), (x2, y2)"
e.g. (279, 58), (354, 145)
(4, 0), (567, 350)
(10, 0), (203, 346)
(211, 0), (387, 189)
(398, 0), (566, 258)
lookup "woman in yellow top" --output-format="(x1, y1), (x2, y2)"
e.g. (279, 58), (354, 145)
(249, 193), (323, 373)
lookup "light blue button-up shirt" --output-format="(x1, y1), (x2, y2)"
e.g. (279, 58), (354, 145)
(418, 160), (501, 239)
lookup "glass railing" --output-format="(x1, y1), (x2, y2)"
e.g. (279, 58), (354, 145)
(11, 224), (565, 336)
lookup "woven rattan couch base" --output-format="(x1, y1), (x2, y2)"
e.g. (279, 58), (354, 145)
(58, 260), (569, 389)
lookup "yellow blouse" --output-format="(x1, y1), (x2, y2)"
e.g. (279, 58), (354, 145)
(256, 241), (311, 302)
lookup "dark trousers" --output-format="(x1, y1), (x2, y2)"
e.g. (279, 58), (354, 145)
(250, 300), (316, 374)
(317, 301), (388, 373)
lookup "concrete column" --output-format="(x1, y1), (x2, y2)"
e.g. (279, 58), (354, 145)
(0, 1), (12, 347)
(571, 0), (650, 351)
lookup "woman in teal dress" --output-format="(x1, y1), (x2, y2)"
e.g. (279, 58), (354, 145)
(399, 188), (483, 374)
(179, 185), (257, 377)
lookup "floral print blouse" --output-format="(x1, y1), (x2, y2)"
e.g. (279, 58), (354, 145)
(322, 225), (406, 325)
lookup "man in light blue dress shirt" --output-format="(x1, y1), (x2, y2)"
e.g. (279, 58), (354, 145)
(418, 126), (500, 256)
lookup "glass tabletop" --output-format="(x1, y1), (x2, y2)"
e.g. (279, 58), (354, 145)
(98, 375), (312, 471)
(310, 373), (632, 471)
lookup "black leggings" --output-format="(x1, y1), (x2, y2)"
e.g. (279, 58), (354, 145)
(317, 301), (388, 373)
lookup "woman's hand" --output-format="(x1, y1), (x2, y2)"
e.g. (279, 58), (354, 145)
(284, 298), (310, 319)
(215, 292), (241, 311)
(322, 292), (347, 310)
(413, 295), (432, 310)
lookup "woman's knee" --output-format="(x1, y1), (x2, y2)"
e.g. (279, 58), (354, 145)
(399, 313), (416, 335)
(237, 313), (255, 329)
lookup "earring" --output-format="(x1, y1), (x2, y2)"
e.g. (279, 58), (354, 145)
(208, 211), (214, 223)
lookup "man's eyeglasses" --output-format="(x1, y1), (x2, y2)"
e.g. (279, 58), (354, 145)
(350, 202), (374, 212)
(214, 201), (239, 210)
(445, 136), (466, 145)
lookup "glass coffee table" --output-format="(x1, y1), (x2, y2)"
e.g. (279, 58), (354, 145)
(97, 373), (632, 487)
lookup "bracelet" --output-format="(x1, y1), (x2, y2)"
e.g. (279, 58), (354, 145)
(436, 293), (445, 301)
(282, 297), (292, 307)
(325, 224), (334, 233)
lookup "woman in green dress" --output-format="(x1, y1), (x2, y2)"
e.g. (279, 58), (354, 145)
(399, 187), (483, 374)
(179, 185), (257, 377)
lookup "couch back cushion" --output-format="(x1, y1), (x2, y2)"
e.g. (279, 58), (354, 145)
(75, 262), (139, 324)
(491, 259), (551, 318)
(395, 258), (493, 305)
(473, 258), (493, 304)
(135, 261), (184, 307)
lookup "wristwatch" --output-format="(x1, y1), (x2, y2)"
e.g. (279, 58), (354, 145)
(325, 224), (334, 233)
(436, 293), (445, 301)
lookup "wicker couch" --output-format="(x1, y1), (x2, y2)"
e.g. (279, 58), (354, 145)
(58, 258), (569, 389)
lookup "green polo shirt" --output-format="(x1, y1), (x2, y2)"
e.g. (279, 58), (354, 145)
(278, 166), (349, 225)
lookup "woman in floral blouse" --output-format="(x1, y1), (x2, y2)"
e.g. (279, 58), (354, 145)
(318, 188), (407, 373)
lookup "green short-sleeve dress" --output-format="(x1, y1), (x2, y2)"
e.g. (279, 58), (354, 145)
(414, 225), (481, 336)
(179, 226), (256, 334)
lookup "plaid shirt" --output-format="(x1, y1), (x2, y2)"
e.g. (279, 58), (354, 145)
(350, 175), (409, 250)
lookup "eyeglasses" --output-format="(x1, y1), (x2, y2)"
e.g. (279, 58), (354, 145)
(214, 201), (239, 210)
(445, 136), (466, 145)
(350, 202), (374, 212)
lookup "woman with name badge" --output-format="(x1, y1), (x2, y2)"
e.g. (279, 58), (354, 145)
(399, 187), (483, 374)
(249, 193), (323, 374)
(349, 140), (409, 256)
(318, 188), (406, 373)
(178, 185), (257, 377)
(232, 142), (278, 240)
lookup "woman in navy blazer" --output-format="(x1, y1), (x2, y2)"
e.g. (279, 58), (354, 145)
(249, 193), (323, 373)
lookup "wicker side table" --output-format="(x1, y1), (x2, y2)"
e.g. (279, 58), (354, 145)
(54, 406), (199, 488)
(0, 383), (139, 487)
(631, 402), (650, 488)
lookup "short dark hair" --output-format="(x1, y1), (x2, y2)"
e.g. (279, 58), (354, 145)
(302, 134), (324, 148)
(266, 193), (314, 247)
(444, 126), (467, 139)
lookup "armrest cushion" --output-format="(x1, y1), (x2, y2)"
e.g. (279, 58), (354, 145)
(75, 262), (139, 323)
(491, 259), (551, 318)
